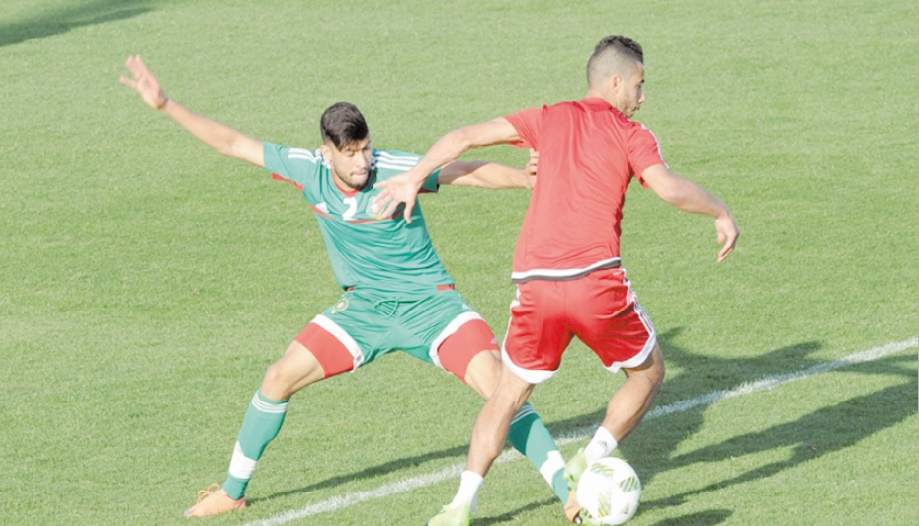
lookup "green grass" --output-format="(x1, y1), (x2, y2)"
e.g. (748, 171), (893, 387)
(1, 0), (916, 525)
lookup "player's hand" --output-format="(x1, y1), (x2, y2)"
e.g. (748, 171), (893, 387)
(524, 148), (538, 189)
(120, 55), (169, 110)
(372, 171), (424, 223)
(714, 213), (739, 263)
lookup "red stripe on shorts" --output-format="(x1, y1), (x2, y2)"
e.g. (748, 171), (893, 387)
(294, 323), (355, 378)
(438, 318), (499, 382)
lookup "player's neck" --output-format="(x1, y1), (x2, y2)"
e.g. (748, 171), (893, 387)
(584, 88), (611, 104)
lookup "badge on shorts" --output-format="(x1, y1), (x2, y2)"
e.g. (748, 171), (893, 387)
(332, 299), (349, 313)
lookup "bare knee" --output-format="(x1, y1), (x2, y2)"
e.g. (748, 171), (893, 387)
(626, 344), (665, 390)
(493, 366), (536, 411)
(645, 349), (665, 387)
(462, 350), (502, 400)
(262, 360), (292, 391)
(260, 341), (325, 400)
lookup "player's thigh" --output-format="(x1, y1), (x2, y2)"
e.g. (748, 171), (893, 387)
(502, 281), (574, 384)
(294, 292), (394, 378)
(406, 291), (501, 387)
(444, 336), (501, 399)
(573, 268), (657, 373)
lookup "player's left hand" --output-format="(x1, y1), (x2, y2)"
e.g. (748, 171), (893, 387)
(372, 171), (424, 223)
(715, 213), (739, 263)
(524, 149), (538, 189)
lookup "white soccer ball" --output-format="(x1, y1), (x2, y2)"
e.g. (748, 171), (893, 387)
(576, 457), (642, 525)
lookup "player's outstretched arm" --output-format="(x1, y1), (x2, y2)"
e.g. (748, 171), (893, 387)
(641, 164), (739, 262)
(373, 117), (521, 221)
(119, 55), (264, 168)
(438, 162), (532, 189)
(438, 148), (537, 189)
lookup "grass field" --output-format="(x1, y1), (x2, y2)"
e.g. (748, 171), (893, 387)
(1, 1), (916, 525)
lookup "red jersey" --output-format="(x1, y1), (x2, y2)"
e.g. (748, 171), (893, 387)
(505, 98), (666, 283)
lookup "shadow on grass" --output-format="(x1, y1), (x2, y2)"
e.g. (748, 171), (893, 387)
(248, 333), (916, 524)
(638, 359), (917, 512)
(474, 497), (558, 526)
(648, 509), (733, 526)
(0, 0), (152, 47)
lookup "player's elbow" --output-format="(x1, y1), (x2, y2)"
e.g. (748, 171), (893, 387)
(223, 136), (263, 166)
(216, 142), (236, 158)
(449, 127), (479, 152)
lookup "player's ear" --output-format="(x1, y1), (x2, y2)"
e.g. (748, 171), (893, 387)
(319, 142), (333, 159)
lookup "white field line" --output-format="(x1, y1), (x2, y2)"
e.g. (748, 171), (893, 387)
(243, 337), (918, 526)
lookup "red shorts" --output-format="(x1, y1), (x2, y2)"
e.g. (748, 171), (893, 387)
(502, 267), (656, 384)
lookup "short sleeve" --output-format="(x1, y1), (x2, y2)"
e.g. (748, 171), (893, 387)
(263, 142), (322, 189)
(374, 148), (441, 193)
(421, 168), (441, 193)
(628, 124), (667, 187)
(504, 106), (545, 150)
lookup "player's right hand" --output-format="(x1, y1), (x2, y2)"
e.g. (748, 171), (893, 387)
(120, 55), (169, 110)
(372, 171), (424, 223)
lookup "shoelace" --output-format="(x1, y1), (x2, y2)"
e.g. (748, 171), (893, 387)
(196, 483), (222, 503)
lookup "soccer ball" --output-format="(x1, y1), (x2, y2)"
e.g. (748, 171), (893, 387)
(576, 457), (642, 525)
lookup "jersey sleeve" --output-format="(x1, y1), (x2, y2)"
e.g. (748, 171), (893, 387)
(263, 142), (322, 190)
(421, 168), (441, 193)
(628, 124), (667, 187)
(504, 106), (544, 150)
(375, 148), (442, 193)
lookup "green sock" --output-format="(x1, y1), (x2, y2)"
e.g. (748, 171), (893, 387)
(507, 402), (569, 503)
(222, 390), (288, 499)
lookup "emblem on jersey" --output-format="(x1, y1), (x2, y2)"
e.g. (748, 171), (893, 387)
(332, 299), (349, 313)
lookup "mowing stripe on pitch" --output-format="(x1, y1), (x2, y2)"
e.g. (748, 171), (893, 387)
(243, 337), (918, 526)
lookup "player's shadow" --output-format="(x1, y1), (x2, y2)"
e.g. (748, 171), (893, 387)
(473, 499), (733, 526)
(473, 498), (557, 526)
(474, 335), (915, 524)
(249, 443), (471, 505)
(636, 356), (917, 512)
(250, 331), (915, 524)
(248, 330), (820, 504)
(612, 328), (831, 488)
(246, 335), (698, 506)
(0, 0), (152, 47)
(647, 509), (734, 526)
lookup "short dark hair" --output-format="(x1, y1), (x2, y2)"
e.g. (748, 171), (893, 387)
(587, 35), (644, 87)
(320, 102), (369, 149)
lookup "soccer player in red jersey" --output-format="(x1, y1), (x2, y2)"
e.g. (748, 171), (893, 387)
(374, 35), (739, 525)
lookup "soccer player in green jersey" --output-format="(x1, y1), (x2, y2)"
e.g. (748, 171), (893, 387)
(120, 56), (581, 522)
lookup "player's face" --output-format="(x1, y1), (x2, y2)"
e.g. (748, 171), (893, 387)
(615, 62), (646, 118)
(325, 138), (373, 191)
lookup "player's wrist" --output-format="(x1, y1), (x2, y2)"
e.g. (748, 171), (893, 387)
(412, 168), (433, 187)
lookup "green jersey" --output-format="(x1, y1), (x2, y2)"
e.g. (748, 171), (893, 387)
(264, 142), (452, 295)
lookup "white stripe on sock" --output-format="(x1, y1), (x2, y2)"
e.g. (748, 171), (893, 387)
(228, 441), (259, 480)
(251, 393), (289, 414)
(540, 450), (565, 485)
